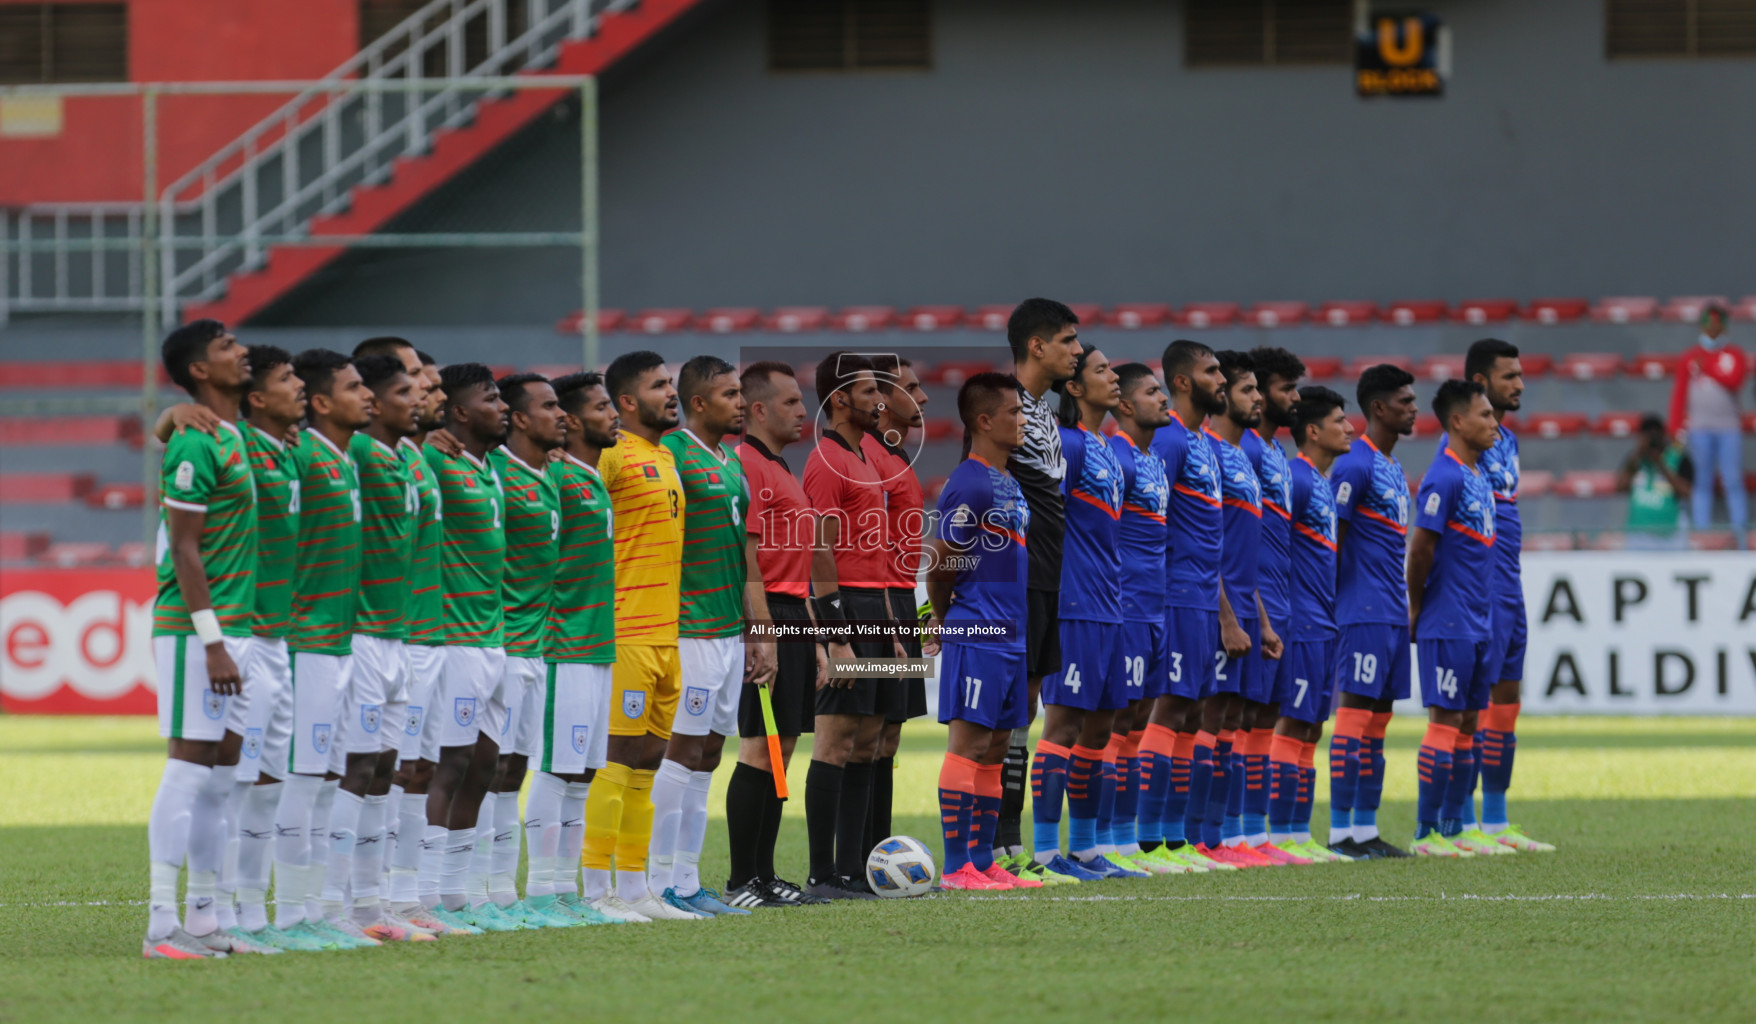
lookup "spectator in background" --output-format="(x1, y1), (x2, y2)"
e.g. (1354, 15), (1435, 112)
(1618, 414), (1695, 550)
(1667, 304), (1748, 545)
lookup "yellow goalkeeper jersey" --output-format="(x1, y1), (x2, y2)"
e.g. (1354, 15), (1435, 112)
(599, 430), (685, 646)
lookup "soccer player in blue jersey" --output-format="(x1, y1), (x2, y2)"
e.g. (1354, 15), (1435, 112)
(1027, 343), (1145, 882)
(1136, 340), (1240, 874)
(1103, 364), (1188, 874)
(923, 373), (1038, 891)
(1407, 379), (1501, 857)
(1239, 346), (1307, 863)
(1270, 387), (1356, 863)
(1327, 364), (1418, 860)
(1462, 339), (1554, 853)
(1200, 351), (1290, 868)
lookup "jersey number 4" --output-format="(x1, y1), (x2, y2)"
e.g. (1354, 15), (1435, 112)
(1063, 664), (1082, 693)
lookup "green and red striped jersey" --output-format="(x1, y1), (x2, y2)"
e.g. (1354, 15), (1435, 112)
(401, 437), (445, 647)
(545, 452), (615, 664)
(287, 429), (362, 655)
(243, 423), (298, 637)
(490, 447), (559, 658)
(350, 432), (417, 640)
(662, 430), (747, 639)
(425, 447), (506, 648)
(153, 421), (258, 637)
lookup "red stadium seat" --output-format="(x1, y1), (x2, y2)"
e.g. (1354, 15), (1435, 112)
(86, 483), (146, 510)
(1523, 412), (1589, 439)
(1520, 470), (1555, 497)
(924, 417), (961, 442)
(1065, 303), (1104, 327)
(0, 360), (166, 389)
(923, 476), (948, 503)
(1555, 352), (1623, 380)
(1417, 354), (1468, 381)
(696, 308), (760, 333)
(554, 309), (625, 334)
(1409, 414), (1441, 438)
(1172, 302), (1240, 328)
(115, 541), (150, 567)
(0, 416), (140, 446)
(969, 305), (1013, 331)
(0, 531), (50, 561)
(1590, 296), (1657, 324)
(1659, 296), (1728, 323)
(1689, 531), (1740, 551)
(1315, 301), (1376, 326)
(0, 472), (96, 503)
(1105, 303), (1172, 329)
(1733, 296), (1756, 321)
(1522, 532), (1575, 551)
(1744, 411), (1756, 433)
(1344, 414), (1367, 437)
(1518, 353), (1555, 377)
(904, 306), (964, 331)
(1384, 300), (1449, 325)
(1593, 411), (1644, 438)
(39, 542), (114, 567)
(1342, 355), (1414, 380)
(831, 306), (895, 332)
(1626, 352), (1681, 380)
(1245, 301), (1307, 327)
(923, 361), (994, 387)
(1557, 470), (1618, 498)
(630, 308), (692, 334)
(1582, 531), (1627, 551)
(763, 306), (828, 332)
(1521, 298), (1589, 324)
(1452, 299), (1518, 325)
(1301, 356), (1342, 380)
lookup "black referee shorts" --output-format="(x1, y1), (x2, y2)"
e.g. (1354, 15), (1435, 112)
(815, 586), (905, 719)
(738, 592), (816, 739)
(1026, 588), (1062, 680)
(887, 586), (927, 723)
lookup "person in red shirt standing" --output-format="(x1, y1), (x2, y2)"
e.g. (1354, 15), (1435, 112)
(801, 352), (899, 899)
(863, 354), (930, 856)
(1667, 304), (1749, 544)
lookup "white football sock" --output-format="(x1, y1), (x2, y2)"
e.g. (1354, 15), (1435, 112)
(305, 779), (338, 921)
(1354, 823), (1380, 842)
(217, 777), (250, 931)
(417, 824), (447, 908)
(351, 793), (388, 915)
(440, 828), (474, 911)
(146, 758), (207, 940)
(674, 769), (713, 898)
(236, 781), (281, 932)
(558, 781), (590, 898)
(183, 763), (235, 936)
(466, 800), (494, 908)
(383, 783), (403, 886)
(617, 866), (648, 904)
(389, 791), (427, 906)
(489, 789), (521, 906)
(321, 789), (365, 913)
(647, 758), (691, 895)
(1295, 828), (1313, 844)
(1328, 824), (1353, 844)
(271, 773), (324, 926)
(524, 772), (567, 898)
(1247, 830), (1269, 847)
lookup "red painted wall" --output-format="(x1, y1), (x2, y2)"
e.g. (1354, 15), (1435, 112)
(1, 0), (359, 204)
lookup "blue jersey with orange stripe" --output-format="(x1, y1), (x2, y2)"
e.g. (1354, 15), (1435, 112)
(1206, 427), (1262, 614)
(938, 455), (1030, 651)
(1108, 431), (1169, 624)
(1332, 436), (1410, 627)
(1151, 413), (1223, 611)
(1056, 423), (1122, 622)
(1441, 424), (1522, 592)
(1413, 447), (1496, 640)
(1241, 429), (1292, 626)
(1288, 453), (1337, 639)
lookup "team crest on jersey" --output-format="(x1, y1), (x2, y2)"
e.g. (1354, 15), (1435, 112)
(685, 686), (710, 716)
(1335, 481), (1352, 505)
(311, 723), (332, 754)
(642, 465), (659, 479)
(405, 705), (424, 736)
(360, 703), (382, 734)
(454, 697), (477, 727)
(242, 728), (263, 760)
(201, 689), (225, 720)
(1425, 492), (1442, 516)
(175, 460), (196, 491)
(571, 725), (588, 755)
(622, 690), (646, 719)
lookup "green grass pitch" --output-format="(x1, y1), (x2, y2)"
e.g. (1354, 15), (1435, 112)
(2, 715), (1753, 1023)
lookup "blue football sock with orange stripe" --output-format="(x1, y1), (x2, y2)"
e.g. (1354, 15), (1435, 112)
(1029, 742), (1069, 858)
(1416, 723), (1458, 839)
(1185, 731), (1216, 846)
(1067, 744), (1104, 856)
(938, 754), (977, 874)
(1095, 748), (1119, 850)
(969, 762), (1002, 872)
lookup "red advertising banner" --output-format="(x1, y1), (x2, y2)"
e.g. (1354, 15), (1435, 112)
(1, 568), (158, 714)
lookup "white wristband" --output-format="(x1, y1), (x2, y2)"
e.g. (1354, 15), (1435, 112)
(191, 609), (224, 645)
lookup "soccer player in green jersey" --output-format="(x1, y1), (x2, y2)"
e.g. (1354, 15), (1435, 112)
(649, 356), (774, 918)
(531, 372), (621, 924)
(423, 363), (513, 932)
(481, 372), (572, 927)
(323, 354), (429, 942)
(274, 349), (372, 948)
(145, 319), (261, 959)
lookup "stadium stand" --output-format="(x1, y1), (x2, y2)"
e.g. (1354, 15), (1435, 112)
(831, 306), (896, 331)
(763, 307), (829, 332)
(1105, 303), (1172, 329)
(905, 306), (965, 331)
(697, 308), (761, 333)
(1315, 301), (1376, 326)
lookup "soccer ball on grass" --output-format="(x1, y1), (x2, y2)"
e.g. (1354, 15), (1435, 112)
(866, 835), (937, 897)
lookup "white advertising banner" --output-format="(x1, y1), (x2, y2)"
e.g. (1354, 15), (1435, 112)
(1516, 552), (1756, 715)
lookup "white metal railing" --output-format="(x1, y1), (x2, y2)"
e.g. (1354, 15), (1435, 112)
(0, 0), (625, 325)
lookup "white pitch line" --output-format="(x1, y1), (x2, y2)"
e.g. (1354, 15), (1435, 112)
(961, 893), (1755, 903)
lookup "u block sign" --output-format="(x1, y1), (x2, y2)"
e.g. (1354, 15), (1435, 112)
(1356, 13), (1446, 98)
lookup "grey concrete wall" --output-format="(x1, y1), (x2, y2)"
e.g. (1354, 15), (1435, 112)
(253, 0), (1756, 326)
